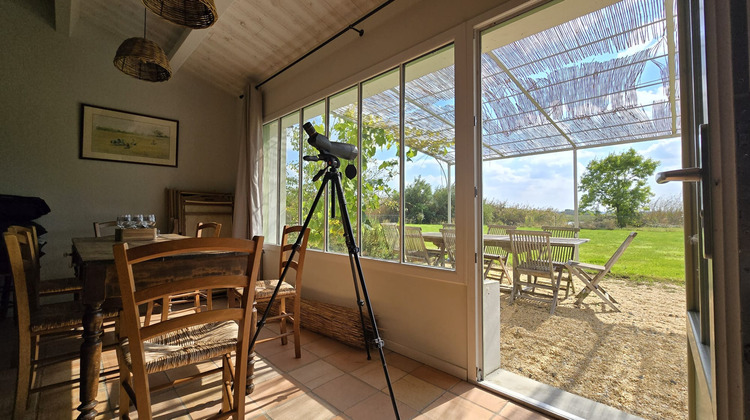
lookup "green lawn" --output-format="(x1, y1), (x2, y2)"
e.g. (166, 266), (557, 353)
(411, 224), (685, 284)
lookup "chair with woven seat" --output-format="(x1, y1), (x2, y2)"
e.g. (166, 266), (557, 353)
(6, 225), (82, 298)
(231, 225), (310, 358)
(4, 230), (119, 419)
(565, 232), (637, 311)
(144, 222), (223, 326)
(404, 226), (442, 266)
(93, 220), (118, 237)
(541, 225), (581, 298)
(113, 236), (262, 419)
(484, 224), (513, 286)
(509, 230), (567, 314)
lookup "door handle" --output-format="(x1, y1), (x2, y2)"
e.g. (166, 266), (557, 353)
(655, 167), (702, 184)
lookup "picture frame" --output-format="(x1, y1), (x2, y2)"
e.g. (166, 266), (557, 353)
(80, 104), (178, 167)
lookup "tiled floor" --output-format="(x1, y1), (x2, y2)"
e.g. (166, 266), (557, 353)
(0, 315), (552, 419)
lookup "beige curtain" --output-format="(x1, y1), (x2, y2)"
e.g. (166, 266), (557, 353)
(232, 84), (263, 238)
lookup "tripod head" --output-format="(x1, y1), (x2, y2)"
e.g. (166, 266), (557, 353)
(303, 152), (358, 182)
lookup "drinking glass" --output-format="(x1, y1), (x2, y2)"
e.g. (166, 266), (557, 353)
(117, 214), (131, 229)
(145, 214), (156, 229)
(133, 214), (144, 228)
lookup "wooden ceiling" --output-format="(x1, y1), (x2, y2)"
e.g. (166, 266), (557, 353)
(74, 0), (388, 95)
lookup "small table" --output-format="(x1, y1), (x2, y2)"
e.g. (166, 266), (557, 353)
(72, 234), (250, 419)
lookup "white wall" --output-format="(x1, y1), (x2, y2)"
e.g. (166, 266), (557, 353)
(0, 3), (242, 278)
(259, 0), (524, 377)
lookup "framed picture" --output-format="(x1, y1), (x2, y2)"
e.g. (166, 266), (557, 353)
(80, 104), (178, 167)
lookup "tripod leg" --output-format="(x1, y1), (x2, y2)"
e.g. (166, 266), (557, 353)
(331, 172), (400, 420)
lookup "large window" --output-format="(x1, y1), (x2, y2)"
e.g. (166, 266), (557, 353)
(263, 44), (456, 270)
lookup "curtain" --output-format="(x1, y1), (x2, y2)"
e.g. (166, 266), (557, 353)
(232, 84), (263, 239)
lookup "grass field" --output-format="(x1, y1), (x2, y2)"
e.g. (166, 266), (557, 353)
(412, 225), (685, 284)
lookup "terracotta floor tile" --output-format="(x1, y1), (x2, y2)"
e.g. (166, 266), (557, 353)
(312, 374), (379, 411)
(252, 357), (283, 385)
(383, 352), (423, 373)
(323, 345), (379, 373)
(351, 360), (407, 390)
(304, 336), (351, 358)
(410, 365), (461, 390)
(449, 381), (509, 413)
(497, 401), (553, 419)
(247, 374), (305, 411)
(344, 391), (419, 420)
(421, 392), (495, 420)
(263, 345), (318, 372)
(266, 392), (339, 420)
(288, 359), (345, 389)
(389, 374), (444, 412)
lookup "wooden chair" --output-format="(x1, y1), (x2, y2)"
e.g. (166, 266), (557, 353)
(404, 226), (442, 266)
(4, 231), (118, 419)
(230, 225), (310, 358)
(93, 220), (118, 237)
(6, 225), (81, 297)
(565, 232), (638, 312)
(541, 225), (581, 298)
(381, 222), (400, 257)
(440, 227), (456, 268)
(114, 236), (262, 419)
(509, 230), (566, 314)
(144, 222), (223, 326)
(484, 224), (513, 286)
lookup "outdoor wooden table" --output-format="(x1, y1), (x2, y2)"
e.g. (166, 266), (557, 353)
(422, 231), (588, 253)
(71, 234), (250, 419)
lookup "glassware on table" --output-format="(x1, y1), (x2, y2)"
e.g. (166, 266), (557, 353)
(145, 214), (156, 229)
(117, 214), (131, 229)
(133, 214), (144, 228)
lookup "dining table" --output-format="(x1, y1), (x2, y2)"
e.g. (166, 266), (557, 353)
(71, 234), (251, 420)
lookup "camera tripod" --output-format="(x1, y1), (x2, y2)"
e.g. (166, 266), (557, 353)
(250, 152), (400, 419)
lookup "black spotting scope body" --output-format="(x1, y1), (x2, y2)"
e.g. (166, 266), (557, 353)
(303, 122), (359, 161)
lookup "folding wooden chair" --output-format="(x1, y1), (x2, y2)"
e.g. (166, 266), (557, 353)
(484, 224), (512, 287)
(381, 222), (400, 257)
(440, 228), (456, 268)
(542, 225), (581, 298)
(509, 230), (565, 314)
(404, 226), (442, 266)
(565, 232), (638, 311)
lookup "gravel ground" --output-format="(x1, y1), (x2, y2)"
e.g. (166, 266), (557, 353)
(499, 277), (687, 420)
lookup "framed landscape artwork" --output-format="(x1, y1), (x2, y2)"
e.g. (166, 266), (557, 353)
(80, 104), (178, 167)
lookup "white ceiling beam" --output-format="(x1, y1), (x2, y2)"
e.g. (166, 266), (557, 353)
(54, 0), (81, 37)
(168, 0), (236, 73)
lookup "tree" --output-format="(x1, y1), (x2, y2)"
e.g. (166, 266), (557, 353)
(404, 176), (433, 224)
(579, 148), (659, 227)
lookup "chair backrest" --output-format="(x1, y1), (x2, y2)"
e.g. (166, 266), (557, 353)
(440, 228), (457, 265)
(6, 225), (40, 266)
(195, 221), (222, 238)
(485, 224), (512, 258)
(509, 230), (554, 276)
(278, 225), (310, 287)
(381, 222), (400, 254)
(542, 226), (580, 238)
(93, 221), (118, 237)
(403, 226), (430, 263)
(113, 236), (262, 409)
(602, 232), (638, 272)
(4, 231), (36, 331)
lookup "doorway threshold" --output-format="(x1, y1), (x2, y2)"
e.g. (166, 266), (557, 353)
(484, 369), (642, 420)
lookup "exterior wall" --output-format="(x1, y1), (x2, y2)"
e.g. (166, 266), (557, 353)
(0, 3), (242, 278)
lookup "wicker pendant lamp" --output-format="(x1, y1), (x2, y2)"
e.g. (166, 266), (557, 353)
(113, 10), (172, 82)
(142, 0), (218, 29)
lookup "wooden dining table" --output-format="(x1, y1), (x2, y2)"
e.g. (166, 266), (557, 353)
(71, 234), (251, 420)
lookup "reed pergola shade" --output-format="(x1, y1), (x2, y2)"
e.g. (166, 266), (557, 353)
(356, 0), (679, 164)
(142, 0), (218, 29)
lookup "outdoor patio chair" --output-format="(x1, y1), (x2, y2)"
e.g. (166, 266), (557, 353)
(381, 222), (400, 257)
(484, 224), (513, 286)
(565, 232), (638, 312)
(541, 225), (581, 298)
(509, 230), (566, 314)
(113, 236), (262, 419)
(404, 226), (442, 266)
(440, 227), (456, 268)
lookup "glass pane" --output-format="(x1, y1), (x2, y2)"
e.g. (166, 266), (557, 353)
(302, 101), (326, 250)
(403, 45), (456, 268)
(281, 112), (300, 227)
(361, 69), (401, 261)
(328, 87), (359, 254)
(262, 121), (280, 244)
